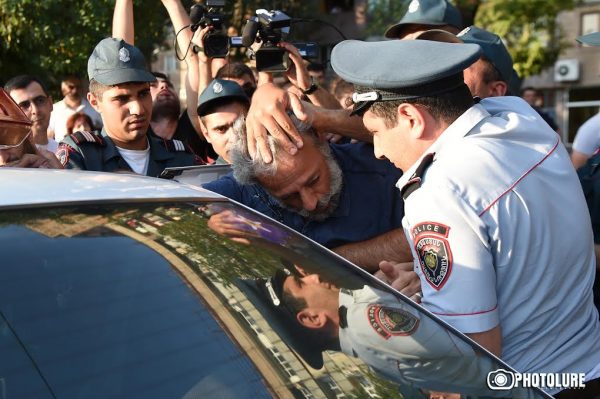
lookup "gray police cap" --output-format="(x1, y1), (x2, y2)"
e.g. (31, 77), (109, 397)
(384, 0), (463, 39)
(331, 39), (481, 114)
(415, 26), (514, 84)
(577, 32), (600, 46)
(88, 38), (156, 85)
(457, 26), (513, 83)
(197, 79), (249, 117)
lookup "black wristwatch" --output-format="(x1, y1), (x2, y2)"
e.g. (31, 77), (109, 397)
(303, 79), (319, 95)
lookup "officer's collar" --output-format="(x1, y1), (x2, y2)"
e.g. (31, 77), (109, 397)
(396, 103), (490, 191)
(100, 129), (120, 162)
(148, 135), (177, 161)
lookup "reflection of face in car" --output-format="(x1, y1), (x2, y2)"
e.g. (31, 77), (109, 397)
(283, 273), (340, 331)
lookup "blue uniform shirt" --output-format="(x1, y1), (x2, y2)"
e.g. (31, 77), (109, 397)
(203, 142), (404, 248)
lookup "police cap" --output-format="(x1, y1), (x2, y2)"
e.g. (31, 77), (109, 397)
(197, 79), (250, 117)
(88, 38), (156, 85)
(384, 0), (463, 39)
(331, 39), (481, 115)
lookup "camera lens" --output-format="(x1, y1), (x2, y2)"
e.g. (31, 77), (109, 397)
(494, 373), (508, 387)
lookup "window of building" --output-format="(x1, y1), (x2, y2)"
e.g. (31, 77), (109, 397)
(582, 12), (600, 36)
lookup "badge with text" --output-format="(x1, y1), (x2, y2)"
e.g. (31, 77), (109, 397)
(367, 305), (419, 339)
(412, 222), (453, 290)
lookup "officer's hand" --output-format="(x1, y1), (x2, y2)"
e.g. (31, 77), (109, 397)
(245, 83), (307, 163)
(280, 42), (312, 94)
(375, 260), (422, 303)
(207, 210), (254, 245)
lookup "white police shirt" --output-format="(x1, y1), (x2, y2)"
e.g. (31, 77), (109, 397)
(396, 96), (600, 380)
(338, 286), (504, 396)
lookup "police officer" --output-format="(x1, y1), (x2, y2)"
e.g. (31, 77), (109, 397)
(238, 268), (504, 397)
(56, 38), (200, 176)
(330, 39), (600, 397)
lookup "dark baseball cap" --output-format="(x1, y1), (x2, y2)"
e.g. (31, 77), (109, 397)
(457, 26), (513, 83)
(88, 38), (156, 85)
(197, 79), (250, 117)
(414, 26), (514, 84)
(384, 0), (463, 39)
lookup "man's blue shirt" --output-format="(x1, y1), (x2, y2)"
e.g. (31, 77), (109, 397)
(203, 142), (404, 248)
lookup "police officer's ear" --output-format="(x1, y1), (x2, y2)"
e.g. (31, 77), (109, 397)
(489, 80), (508, 97)
(397, 103), (428, 140)
(88, 92), (101, 113)
(198, 117), (211, 143)
(297, 309), (327, 330)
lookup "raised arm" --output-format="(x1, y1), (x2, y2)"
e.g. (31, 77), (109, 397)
(161, 0), (202, 134)
(112, 0), (134, 43)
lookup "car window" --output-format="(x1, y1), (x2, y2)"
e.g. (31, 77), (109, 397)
(0, 202), (551, 399)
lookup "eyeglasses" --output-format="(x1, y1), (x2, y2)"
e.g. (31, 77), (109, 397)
(17, 96), (49, 111)
(0, 129), (31, 150)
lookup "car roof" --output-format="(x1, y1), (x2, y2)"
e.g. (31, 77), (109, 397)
(0, 169), (223, 208)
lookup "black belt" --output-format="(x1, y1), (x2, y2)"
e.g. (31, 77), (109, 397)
(554, 376), (600, 399)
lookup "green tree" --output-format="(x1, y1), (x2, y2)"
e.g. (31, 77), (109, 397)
(0, 0), (179, 91)
(472, 0), (578, 78)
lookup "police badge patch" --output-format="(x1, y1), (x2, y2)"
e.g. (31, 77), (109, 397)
(56, 145), (74, 167)
(415, 235), (453, 290)
(367, 305), (419, 339)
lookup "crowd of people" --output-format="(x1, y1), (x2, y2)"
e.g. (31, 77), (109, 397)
(1, 0), (600, 397)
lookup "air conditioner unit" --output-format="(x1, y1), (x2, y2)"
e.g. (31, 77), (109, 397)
(554, 59), (580, 82)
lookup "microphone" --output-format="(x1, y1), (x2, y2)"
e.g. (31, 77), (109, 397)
(241, 17), (259, 47)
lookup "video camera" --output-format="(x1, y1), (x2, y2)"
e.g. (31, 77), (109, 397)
(190, 0), (229, 58)
(241, 9), (293, 72)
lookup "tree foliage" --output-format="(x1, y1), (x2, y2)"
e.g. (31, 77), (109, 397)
(0, 0), (176, 91)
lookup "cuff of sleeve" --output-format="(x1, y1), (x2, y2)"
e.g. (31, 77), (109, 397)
(433, 305), (499, 334)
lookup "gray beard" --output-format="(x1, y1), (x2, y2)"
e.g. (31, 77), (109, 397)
(277, 150), (344, 222)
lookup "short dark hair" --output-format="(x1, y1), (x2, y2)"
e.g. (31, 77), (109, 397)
(369, 82), (474, 128)
(151, 72), (173, 88)
(215, 62), (256, 84)
(4, 75), (50, 96)
(521, 86), (538, 95)
(88, 79), (111, 99)
(480, 56), (505, 84)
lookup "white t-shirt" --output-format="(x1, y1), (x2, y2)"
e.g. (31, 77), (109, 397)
(116, 143), (150, 175)
(572, 112), (600, 155)
(36, 138), (58, 153)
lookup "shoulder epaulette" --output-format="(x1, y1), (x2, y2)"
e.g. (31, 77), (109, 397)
(160, 138), (192, 153)
(70, 131), (105, 146)
(401, 152), (435, 200)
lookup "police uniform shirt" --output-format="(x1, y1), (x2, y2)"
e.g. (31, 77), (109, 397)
(57, 128), (200, 177)
(338, 286), (497, 395)
(396, 96), (600, 381)
(202, 142), (404, 248)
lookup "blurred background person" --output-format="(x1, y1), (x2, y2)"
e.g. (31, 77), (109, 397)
(65, 112), (95, 137)
(48, 75), (102, 142)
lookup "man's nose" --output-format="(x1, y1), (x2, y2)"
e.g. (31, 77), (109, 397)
(373, 136), (386, 160)
(128, 100), (144, 116)
(299, 188), (319, 211)
(158, 81), (168, 91)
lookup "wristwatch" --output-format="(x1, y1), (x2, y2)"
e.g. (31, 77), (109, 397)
(302, 78), (319, 95)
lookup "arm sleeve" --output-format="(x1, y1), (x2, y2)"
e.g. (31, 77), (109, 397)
(202, 175), (244, 201)
(572, 116), (600, 156)
(404, 187), (499, 333)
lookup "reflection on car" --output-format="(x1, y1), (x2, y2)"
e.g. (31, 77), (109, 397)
(0, 169), (551, 398)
